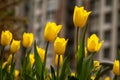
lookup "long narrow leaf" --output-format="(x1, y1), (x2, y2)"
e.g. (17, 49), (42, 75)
(76, 25), (88, 78)
(34, 41), (43, 80)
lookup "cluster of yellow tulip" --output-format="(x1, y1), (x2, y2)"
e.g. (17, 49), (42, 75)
(0, 5), (120, 80)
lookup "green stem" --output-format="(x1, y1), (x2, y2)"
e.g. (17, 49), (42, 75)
(1, 46), (5, 63)
(42, 41), (49, 79)
(43, 41), (49, 68)
(76, 27), (79, 53)
(57, 55), (60, 80)
(0, 46), (5, 80)
(113, 75), (117, 80)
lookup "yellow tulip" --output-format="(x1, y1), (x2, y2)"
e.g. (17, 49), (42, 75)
(1, 30), (12, 46)
(104, 76), (110, 80)
(7, 54), (12, 63)
(10, 39), (21, 53)
(112, 60), (120, 76)
(91, 76), (95, 80)
(87, 34), (104, 52)
(37, 46), (45, 62)
(71, 72), (75, 77)
(73, 6), (91, 28)
(2, 61), (7, 69)
(54, 37), (68, 55)
(14, 70), (19, 78)
(29, 53), (35, 65)
(94, 60), (100, 70)
(55, 55), (63, 67)
(22, 32), (34, 48)
(44, 22), (62, 42)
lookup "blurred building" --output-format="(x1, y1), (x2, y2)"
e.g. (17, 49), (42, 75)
(86, 0), (120, 78)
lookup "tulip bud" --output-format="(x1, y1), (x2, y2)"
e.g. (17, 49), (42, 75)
(44, 22), (62, 42)
(14, 70), (19, 78)
(54, 37), (68, 55)
(73, 6), (91, 28)
(29, 53), (35, 66)
(37, 46), (45, 62)
(10, 39), (21, 53)
(87, 34), (104, 52)
(112, 60), (120, 76)
(22, 32), (34, 48)
(1, 30), (12, 46)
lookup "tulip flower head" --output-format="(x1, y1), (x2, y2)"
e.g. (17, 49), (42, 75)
(54, 37), (68, 55)
(22, 32), (34, 48)
(1, 30), (12, 46)
(73, 6), (91, 28)
(112, 60), (120, 76)
(44, 22), (62, 42)
(29, 53), (35, 66)
(7, 54), (12, 63)
(37, 46), (45, 62)
(94, 60), (100, 70)
(14, 70), (19, 78)
(55, 55), (63, 67)
(104, 76), (110, 80)
(10, 39), (21, 53)
(87, 34), (104, 52)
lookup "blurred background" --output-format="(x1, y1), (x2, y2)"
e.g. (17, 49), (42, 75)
(0, 0), (120, 79)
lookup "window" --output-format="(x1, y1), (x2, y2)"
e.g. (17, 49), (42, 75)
(103, 48), (110, 59)
(104, 30), (111, 41)
(105, 13), (112, 23)
(105, 0), (112, 6)
(46, 11), (54, 21)
(37, 15), (42, 23)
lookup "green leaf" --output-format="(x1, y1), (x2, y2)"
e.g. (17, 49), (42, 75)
(24, 73), (36, 80)
(50, 66), (56, 80)
(94, 66), (102, 80)
(79, 54), (94, 80)
(76, 25), (88, 78)
(34, 41), (43, 80)
(59, 57), (69, 80)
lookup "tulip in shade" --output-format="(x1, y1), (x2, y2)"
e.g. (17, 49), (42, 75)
(54, 37), (68, 55)
(37, 46), (45, 62)
(87, 34), (104, 52)
(94, 60), (100, 70)
(44, 22), (62, 42)
(73, 6), (91, 28)
(112, 60), (120, 76)
(22, 32), (34, 48)
(55, 55), (63, 67)
(10, 39), (21, 53)
(1, 30), (12, 46)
